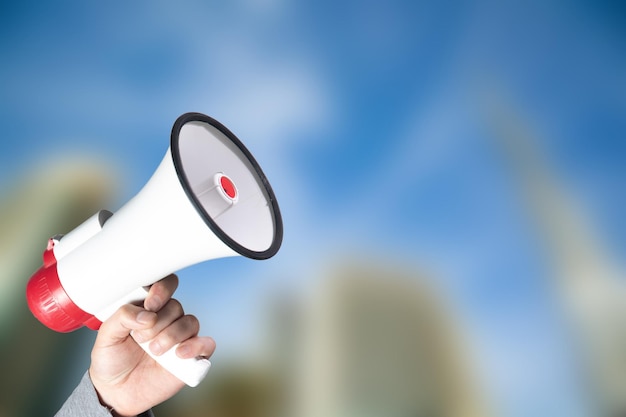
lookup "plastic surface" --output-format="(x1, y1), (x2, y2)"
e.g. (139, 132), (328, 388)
(26, 113), (283, 388)
(172, 114), (283, 259)
(53, 210), (113, 260)
(55, 148), (240, 316)
(26, 262), (93, 333)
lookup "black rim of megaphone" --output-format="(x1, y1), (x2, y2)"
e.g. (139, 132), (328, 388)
(170, 112), (283, 260)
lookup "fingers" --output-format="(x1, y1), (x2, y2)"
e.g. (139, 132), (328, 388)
(133, 297), (212, 359)
(95, 274), (179, 345)
(176, 336), (217, 359)
(96, 304), (158, 345)
(148, 315), (202, 356)
(144, 274), (179, 312)
(98, 274), (215, 361)
(134, 302), (199, 354)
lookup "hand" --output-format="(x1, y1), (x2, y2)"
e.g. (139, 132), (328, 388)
(89, 274), (216, 416)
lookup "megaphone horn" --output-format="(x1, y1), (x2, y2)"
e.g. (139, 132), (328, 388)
(26, 112), (283, 386)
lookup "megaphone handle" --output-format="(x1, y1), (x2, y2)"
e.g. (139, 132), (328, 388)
(95, 287), (211, 387)
(132, 332), (211, 387)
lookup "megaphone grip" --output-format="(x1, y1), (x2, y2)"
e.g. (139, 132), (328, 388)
(132, 333), (211, 387)
(92, 287), (211, 387)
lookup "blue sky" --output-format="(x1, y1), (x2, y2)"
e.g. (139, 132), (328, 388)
(1, 1), (624, 416)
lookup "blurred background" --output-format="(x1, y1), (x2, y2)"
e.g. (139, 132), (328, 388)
(0, 1), (624, 416)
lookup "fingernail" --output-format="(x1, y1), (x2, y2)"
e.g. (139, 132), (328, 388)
(136, 311), (151, 324)
(150, 341), (163, 356)
(177, 344), (191, 358)
(145, 295), (161, 312)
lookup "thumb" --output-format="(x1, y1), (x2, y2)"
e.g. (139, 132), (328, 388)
(96, 304), (157, 345)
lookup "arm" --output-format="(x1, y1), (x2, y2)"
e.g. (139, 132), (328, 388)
(55, 372), (139, 417)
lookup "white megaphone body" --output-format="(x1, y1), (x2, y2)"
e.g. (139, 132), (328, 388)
(26, 113), (283, 387)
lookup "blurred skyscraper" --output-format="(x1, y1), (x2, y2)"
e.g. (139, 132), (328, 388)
(293, 262), (490, 417)
(0, 157), (115, 416)
(485, 93), (626, 416)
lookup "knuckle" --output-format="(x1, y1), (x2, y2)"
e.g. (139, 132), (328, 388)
(181, 315), (200, 333)
(155, 274), (179, 294)
(167, 298), (184, 316)
(118, 303), (136, 316)
(187, 314), (200, 329)
(166, 273), (179, 287)
(136, 326), (158, 341)
(117, 304), (140, 323)
(155, 331), (177, 348)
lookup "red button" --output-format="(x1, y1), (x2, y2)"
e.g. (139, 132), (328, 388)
(220, 175), (237, 200)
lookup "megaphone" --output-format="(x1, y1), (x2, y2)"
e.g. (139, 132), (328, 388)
(26, 112), (283, 387)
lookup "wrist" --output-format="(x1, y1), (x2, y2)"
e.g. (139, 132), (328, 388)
(95, 393), (121, 417)
(88, 370), (128, 417)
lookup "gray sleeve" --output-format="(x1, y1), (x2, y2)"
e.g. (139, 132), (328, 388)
(55, 372), (154, 417)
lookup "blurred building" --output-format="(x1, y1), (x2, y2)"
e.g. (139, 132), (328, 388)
(293, 262), (489, 417)
(0, 157), (115, 417)
(486, 94), (626, 416)
(158, 260), (490, 417)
